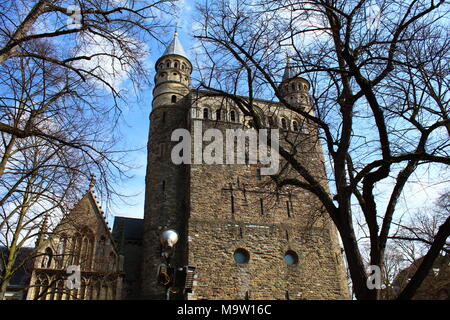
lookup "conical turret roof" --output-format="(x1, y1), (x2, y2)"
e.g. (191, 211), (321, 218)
(282, 57), (300, 81)
(161, 32), (188, 59)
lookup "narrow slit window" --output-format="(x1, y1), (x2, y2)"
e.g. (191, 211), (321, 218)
(231, 194), (235, 215)
(286, 201), (291, 218)
(260, 199), (264, 216)
(171, 95), (177, 103)
(203, 108), (209, 119)
(256, 168), (261, 180)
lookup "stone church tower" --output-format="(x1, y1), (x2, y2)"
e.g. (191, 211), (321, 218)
(141, 32), (192, 299)
(141, 33), (350, 300)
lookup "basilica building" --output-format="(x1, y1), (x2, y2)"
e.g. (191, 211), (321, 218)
(135, 33), (350, 300)
(18, 32), (349, 300)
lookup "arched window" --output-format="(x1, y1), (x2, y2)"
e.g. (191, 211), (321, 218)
(33, 276), (42, 300)
(95, 280), (102, 300)
(166, 61), (171, 68)
(34, 274), (49, 300)
(174, 62), (178, 68)
(79, 278), (87, 300)
(56, 235), (67, 268)
(97, 236), (107, 270)
(42, 247), (53, 268)
(216, 109), (221, 120)
(81, 236), (89, 269)
(292, 120), (299, 132)
(203, 108), (209, 119)
(159, 63), (164, 70)
(99, 236), (106, 255)
(104, 283), (110, 300)
(109, 252), (116, 272)
(281, 118), (287, 130)
(55, 280), (64, 300)
(80, 228), (94, 270)
(268, 116), (277, 127)
(230, 110), (236, 122)
(111, 283), (117, 300)
(291, 83), (296, 91)
(49, 277), (57, 300)
(171, 95), (177, 103)
(70, 233), (82, 265)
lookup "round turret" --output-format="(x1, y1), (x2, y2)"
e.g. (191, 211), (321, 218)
(279, 58), (312, 111)
(152, 33), (192, 110)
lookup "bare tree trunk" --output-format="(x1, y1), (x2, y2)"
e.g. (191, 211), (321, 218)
(397, 216), (450, 299)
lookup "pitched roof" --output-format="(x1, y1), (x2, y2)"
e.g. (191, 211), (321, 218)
(62, 188), (118, 252)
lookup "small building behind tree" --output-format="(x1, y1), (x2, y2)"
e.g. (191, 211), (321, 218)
(25, 178), (124, 300)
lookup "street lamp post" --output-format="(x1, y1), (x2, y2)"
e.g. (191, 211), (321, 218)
(157, 229), (196, 300)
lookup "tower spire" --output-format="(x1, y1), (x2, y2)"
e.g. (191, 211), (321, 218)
(161, 31), (188, 59)
(89, 173), (96, 191)
(35, 212), (50, 248)
(282, 56), (299, 82)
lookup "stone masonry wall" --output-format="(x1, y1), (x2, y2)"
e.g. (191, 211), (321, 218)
(186, 113), (349, 300)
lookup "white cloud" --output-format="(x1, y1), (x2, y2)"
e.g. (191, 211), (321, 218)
(70, 30), (148, 91)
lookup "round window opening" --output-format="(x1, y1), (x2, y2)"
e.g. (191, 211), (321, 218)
(233, 248), (250, 264)
(284, 250), (299, 265)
